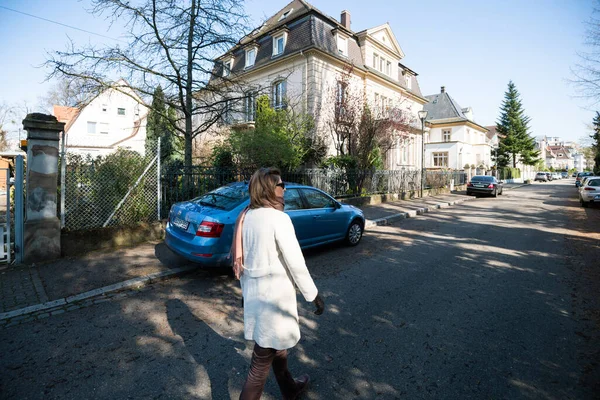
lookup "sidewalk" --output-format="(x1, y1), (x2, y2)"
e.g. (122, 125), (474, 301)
(0, 185), (526, 327)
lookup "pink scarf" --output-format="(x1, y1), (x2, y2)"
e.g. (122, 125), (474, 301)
(231, 197), (284, 280)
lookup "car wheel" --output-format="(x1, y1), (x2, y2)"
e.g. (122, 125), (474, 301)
(499, 188), (503, 195)
(345, 219), (363, 246)
(466, 190), (472, 196)
(581, 198), (589, 208)
(492, 189), (497, 198)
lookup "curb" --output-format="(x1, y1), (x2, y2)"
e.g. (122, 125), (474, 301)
(0, 265), (198, 326)
(365, 196), (477, 228)
(364, 184), (527, 229)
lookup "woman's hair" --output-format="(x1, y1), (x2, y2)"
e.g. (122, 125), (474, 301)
(248, 167), (282, 209)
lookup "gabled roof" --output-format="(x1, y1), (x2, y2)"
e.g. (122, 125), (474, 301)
(485, 125), (499, 140)
(424, 91), (469, 122)
(423, 88), (487, 131)
(356, 23), (404, 58)
(53, 105), (81, 133)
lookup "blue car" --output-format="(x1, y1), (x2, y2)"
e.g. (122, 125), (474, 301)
(165, 181), (365, 266)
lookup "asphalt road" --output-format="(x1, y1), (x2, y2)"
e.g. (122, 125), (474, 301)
(1, 179), (598, 399)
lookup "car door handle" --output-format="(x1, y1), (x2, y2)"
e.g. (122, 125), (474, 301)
(313, 215), (320, 219)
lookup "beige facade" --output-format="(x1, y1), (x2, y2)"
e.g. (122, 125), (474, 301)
(206, 1), (429, 170)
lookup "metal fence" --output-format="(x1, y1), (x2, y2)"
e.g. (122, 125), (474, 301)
(160, 167), (467, 218)
(60, 148), (159, 231)
(60, 140), (465, 230)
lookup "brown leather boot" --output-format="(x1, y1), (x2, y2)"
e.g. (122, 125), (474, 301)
(288, 374), (310, 400)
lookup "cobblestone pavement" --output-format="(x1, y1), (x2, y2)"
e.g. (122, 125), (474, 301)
(0, 265), (47, 314)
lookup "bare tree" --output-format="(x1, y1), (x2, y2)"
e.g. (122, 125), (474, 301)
(45, 0), (249, 168)
(572, 1), (600, 104)
(37, 77), (95, 112)
(318, 65), (416, 170)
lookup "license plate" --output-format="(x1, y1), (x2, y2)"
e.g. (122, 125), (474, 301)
(475, 183), (485, 187)
(172, 217), (189, 230)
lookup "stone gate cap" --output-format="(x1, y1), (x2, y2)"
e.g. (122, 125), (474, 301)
(22, 113), (65, 133)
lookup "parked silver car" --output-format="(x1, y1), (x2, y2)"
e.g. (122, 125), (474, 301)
(534, 172), (548, 182)
(579, 177), (600, 207)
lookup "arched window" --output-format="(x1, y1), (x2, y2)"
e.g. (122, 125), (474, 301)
(272, 80), (287, 110)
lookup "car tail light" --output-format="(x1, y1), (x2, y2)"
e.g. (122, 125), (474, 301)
(488, 184), (494, 188)
(196, 221), (224, 237)
(467, 183), (473, 187)
(584, 187), (596, 191)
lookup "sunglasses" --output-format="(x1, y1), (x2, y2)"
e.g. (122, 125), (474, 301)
(275, 182), (286, 189)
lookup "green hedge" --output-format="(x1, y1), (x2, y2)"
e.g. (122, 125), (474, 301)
(499, 167), (521, 180)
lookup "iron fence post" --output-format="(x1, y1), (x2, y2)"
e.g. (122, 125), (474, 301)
(157, 137), (161, 220)
(14, 155), (24, 264)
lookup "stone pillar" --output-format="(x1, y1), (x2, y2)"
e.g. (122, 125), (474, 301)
(22, 113), (64, 264)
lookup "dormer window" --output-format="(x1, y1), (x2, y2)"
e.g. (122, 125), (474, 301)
(222, 59), (232, 77)
(278, 8), (293, 21)
(373, 53), (379, 69)
(245, 48), (257, 68)
(405, 74), (412, 89)
(273, 33), (287, 57)
(337, 34), (348, 57)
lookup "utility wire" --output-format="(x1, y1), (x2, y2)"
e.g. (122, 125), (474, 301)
(0, 5), (126, 42)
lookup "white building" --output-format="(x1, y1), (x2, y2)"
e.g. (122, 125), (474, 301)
(422, 87), (490, 171)
(53, 79), (148, 158)
(206, 0), (430, 170)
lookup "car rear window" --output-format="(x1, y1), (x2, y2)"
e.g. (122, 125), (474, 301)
(588, 179), (600, 187)
(192, 184), (249, 211)
(472, 176), (493, 182)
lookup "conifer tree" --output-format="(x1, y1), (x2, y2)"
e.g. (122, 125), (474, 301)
(146, 86), (182, 164)
(592, 112), (600, 174)
(496, 81), (539, 168)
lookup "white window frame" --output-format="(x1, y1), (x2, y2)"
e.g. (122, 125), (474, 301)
(222, 60), (232, 77)
(101, 104), (108, 113)
(405, 75), (412, 89)
(442, 129), (451, 142)
(386, 60), (392, 75)
(373, 53), (379, 69)
(433, 152), (449, 168)
(222, 99), (232, 124)
(272, 80), (287, 110)
(87, 121), (97, 134)
(336, 81), (347, 119)
(337, 35), (348, 57)
(245, 91), (257, 121)
(273, 33), (287, 57)
(99, 122), (109, 135)
(245, 48), (257, 68)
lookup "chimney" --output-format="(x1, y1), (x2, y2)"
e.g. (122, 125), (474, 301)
(441, 86), (445, 93)
(341, 10), (351, 30)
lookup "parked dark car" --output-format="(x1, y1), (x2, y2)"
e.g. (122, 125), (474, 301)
(576, 172), (594, 187)
(165, 181), (365, 267)
(466, 175), (504, 197)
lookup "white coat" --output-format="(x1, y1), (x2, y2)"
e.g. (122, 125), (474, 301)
(240, 207), (318, 350)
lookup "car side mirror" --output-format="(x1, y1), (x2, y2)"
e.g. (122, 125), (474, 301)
(334, 201), (342, 209)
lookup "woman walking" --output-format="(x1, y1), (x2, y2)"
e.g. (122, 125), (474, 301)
(233, 167), (325, 400)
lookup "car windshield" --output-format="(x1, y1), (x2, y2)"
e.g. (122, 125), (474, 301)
(192, 184), (249, 211)
(472, 176), (493, 182)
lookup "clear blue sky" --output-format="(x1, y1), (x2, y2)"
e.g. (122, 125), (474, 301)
(0, 0), (595, 144)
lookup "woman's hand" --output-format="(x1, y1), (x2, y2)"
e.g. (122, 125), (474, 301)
(313, 294), (325, 315)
